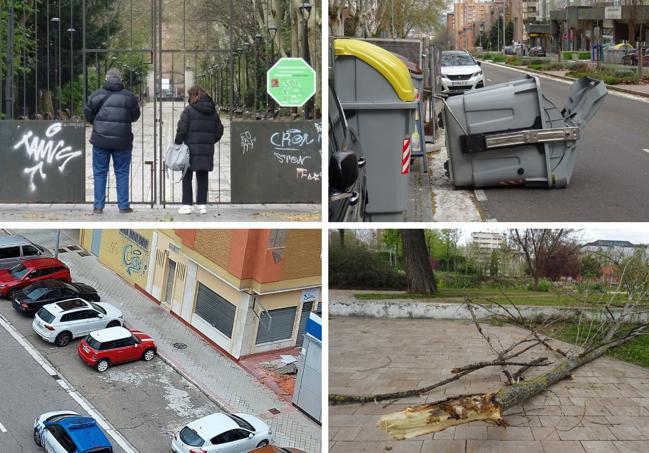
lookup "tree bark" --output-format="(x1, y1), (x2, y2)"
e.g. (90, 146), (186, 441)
(402, 229), (436, 294)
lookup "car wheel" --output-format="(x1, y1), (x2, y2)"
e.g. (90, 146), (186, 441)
(7, 289), (18, 300)
(96, 359), (110, 372)
(256, 440), (269, 448)
(143, 349), (156, 361)
(106, 320), (120, 328)
(55, 331), (72, 347)
(33, 428), (41, 446)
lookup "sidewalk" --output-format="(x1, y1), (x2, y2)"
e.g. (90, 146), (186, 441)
(0, 203), (321, 222)
(18, 229), (321, 453)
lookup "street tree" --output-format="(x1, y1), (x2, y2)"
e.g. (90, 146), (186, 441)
(579, 254), (602, 280)
(402, 229), (436, 294)
(489, 250), (499, 277)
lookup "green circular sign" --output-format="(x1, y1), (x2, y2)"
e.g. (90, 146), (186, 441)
(267, 58), (316, 107)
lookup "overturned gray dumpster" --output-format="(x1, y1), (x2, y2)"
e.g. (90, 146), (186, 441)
(443, 75), (607, 188)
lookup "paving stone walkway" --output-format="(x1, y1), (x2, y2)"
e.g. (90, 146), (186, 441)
(330, 316), (649, 453)
(18, 229), (321, 453)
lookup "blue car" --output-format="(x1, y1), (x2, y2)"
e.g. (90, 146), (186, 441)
(34, 411), (113, 453)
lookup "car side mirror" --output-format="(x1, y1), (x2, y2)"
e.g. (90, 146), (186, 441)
(329, 151), (359, 192)
(248, 433), (254, 439)
(477, 61), (482, 66)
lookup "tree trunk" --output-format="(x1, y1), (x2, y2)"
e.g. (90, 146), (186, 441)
(378, 330), (642, 440)
(402, 229), (436, 294)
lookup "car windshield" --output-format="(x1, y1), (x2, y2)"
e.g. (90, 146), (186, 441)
(25, 287), (50, 300)
(179, 426), (204, 447)
(46, 413), (77, 423)
(85, 335), (102, 350)
(227, 414), (254, 431)
(90, 302), (106, 314)
(441, 53), (475, 66)
(36, 308), (55, 323)
(84, 448), (112, 453)
(10, 264), (30, 279)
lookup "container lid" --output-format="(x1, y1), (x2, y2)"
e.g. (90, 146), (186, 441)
(562, 77), (608, 129)
(334, 39), (417, 102)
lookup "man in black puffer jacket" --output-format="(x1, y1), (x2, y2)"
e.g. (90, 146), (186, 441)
(84, 68), (140, 214)
(174, 85), (224, 214)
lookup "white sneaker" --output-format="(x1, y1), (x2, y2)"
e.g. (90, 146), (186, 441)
(178, 205), (193, 214)
(196, 205), (207, 214)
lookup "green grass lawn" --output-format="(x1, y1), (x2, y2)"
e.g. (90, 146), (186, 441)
(541, 322), (649, 369)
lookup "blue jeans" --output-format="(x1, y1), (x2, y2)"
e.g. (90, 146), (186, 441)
(93, 146), (132, 210)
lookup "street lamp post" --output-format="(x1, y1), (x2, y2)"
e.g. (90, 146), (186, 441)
(244, 42), (251, 108)
(299, 0), (313, 119)
(267, 22), (278, 114)
(51, 16), (62, 113)
(68, 27), (76, 117)
(255, 33), (262, 113)
(237, 47), (243, 106)
(5, 0), (15, 119)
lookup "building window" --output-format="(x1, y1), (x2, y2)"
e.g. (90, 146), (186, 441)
(119, 229), (149, 250)
(256, 306), (297, 344)
(195, 283), (236, 338)
(267, 230), (287, 263)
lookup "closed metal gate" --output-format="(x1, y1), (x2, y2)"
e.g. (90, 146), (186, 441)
(195, 282), (236, 339)
(256, 306), (297, 344)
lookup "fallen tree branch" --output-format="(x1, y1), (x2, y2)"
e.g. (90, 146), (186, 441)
(378, 326), (646, 440)
(451, 358), (550, 374)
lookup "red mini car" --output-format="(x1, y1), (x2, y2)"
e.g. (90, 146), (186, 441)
(0, 258), (71, 298)
(78, 326), (157, 372)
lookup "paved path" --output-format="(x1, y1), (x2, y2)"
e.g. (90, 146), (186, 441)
(17, 229), (321, 453)
(330, 316), (649, 453)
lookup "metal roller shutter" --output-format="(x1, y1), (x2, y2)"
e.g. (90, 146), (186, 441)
(256, 306), (297, 344)
(195, 283), (236, 338)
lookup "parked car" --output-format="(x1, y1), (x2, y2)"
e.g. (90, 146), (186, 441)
(32, 298), (123, 347)
(328, 79), (367, 222)
(12, 280), (100, 315)
(0, 258), (71, 299)
(172, 412), (272, 453)
(503, 45), (515, 55)
(529, 45), (546, 57)
(78, 326), (156, 372)
(440, 50), (484, 96)
(0, 235), (51, 270)
(33, 411), (113, 453)
(250, 446), (306, 453)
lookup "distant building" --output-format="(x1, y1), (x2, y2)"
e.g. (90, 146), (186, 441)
(581, 240), (644, 259)
(471, 231), (506, 253)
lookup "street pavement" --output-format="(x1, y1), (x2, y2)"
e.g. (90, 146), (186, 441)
(476, 62), (649, 221)
(330, 316), (649, 453)
(10, 229), (322, 453)
(0, 315), (131, 452)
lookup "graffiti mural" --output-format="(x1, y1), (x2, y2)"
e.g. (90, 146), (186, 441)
(122, 244), (148, 277)
(0, 121), (85, 202)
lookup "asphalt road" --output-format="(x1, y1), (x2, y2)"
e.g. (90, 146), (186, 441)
(0, 318), (128, 453)
(479, 62), (649, 221)
(0, 298), (221, 453)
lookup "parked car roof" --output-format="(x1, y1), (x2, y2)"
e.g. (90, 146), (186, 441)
(89, 326), (132, 343)
(47, 298), (91, 314)
(55, 416), (112, 451)
(0, 235), (34, 247)
(19, 257), (66, 267)
(188, 413), (239, 438)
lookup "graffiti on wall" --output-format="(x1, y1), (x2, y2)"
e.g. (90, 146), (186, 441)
(0, 121), (85, 202)
(122, 244), (148, 276)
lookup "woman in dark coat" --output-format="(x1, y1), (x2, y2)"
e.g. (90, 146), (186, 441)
(174, 85), (224, 214)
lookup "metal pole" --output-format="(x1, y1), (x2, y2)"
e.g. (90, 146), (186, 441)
(158, 0), (164, 207)
(58, 1), (62, 112)
(5, 0), (15, 119)
(55, 230), (61, 259)
(69, 6), (75, 116)
(35, 5), (39, 115)
(151, 0), (157, 207)
(229, 0), (234, 119)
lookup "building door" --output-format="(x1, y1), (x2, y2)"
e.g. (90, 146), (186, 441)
(163, 258), (176, 307)
(90, 231), (102, 256)
(296, 301), (314, 347)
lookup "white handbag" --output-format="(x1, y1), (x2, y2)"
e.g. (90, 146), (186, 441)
(164, 143), (190, 183)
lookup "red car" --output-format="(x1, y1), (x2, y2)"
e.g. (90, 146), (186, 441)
(0, 258), (71, 298)
(78, 326), (157, 372)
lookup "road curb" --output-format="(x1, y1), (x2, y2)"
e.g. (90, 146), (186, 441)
(482, 60), (649, 99)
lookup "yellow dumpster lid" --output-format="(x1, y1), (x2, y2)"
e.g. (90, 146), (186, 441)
(334, 39), (417, 102)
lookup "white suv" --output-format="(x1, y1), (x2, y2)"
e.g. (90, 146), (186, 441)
(32, 298), (124, 347)
(440, 50), (485, 96)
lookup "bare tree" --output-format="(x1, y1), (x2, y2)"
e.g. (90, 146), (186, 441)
(402, 229), (436, 294)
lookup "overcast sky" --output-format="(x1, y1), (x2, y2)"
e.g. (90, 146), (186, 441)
(453, 226), (649, 245)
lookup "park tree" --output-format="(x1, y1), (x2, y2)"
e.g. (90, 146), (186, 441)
(579, 254), (602, 280)
(510, 229), (575, 290)
(489, 250), (499, 277)
(401, 229), (436, 294)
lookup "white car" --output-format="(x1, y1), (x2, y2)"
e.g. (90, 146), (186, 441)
(32, 298), (123, 347)
(33, 411), (113, 452)
(172, 412), (272, 453)
(440, 50), (484, 96)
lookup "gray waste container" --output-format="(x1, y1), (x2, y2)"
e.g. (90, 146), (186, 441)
(443, 75), (607, 188)
(333, 38), (418, 221)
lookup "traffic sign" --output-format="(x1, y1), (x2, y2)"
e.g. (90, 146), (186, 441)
(266, 58), (316, 107)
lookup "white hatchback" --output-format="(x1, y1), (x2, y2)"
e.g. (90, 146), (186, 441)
(32, 298), (123, 347)
(172, 412), (272, 453)
(440, 50), (485, 96)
